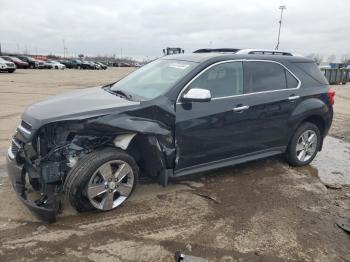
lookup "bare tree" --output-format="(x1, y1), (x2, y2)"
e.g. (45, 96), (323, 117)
(326, 54), (336, 63)
(340, 54), (350, 63)
(306, 53), (323, 65)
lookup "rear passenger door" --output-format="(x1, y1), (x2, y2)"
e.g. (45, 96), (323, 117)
(241, 60), (301, 151)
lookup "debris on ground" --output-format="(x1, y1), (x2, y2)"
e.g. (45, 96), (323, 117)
(192, 192), (221, 204)
(323, 182), (343, 190)
(336, 218), (350, 233)
(186, 243), (192, 252)
(174, 251), (208, 262)
(35, 225), (48, 233)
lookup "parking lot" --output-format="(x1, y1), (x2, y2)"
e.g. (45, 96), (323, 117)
(0, 68), (349, 261)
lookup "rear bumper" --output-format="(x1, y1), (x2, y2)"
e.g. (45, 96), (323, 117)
(6, 150), (59, 223)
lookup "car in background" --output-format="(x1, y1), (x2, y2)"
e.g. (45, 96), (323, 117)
(79, 60), (91, 69)
(80, 61), (98, 70)
(17, 56), (45, 69)
(59, 59), (79, 69)
(91, 61), (101, 69)
(45, 60), (66, 70)
(1, 56), (29, 69)
(119, 62), (132, 67)
(95, 62), (108, 70)
(0, 57), (16, 73)
(43, 60), (53, 69)
(72, 59), (82, 69)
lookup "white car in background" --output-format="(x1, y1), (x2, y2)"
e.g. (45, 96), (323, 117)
(0, 57), (16, 73)
(45, 60), (66, 70)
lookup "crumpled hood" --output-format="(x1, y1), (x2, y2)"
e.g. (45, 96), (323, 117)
(22, 86), (140, 129)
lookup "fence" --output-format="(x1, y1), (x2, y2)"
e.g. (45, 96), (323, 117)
(321, 68), (350, 85)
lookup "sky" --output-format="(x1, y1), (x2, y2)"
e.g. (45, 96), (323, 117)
(0, 0), (349, 60)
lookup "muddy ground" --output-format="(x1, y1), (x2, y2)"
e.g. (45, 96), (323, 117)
(0, 69), (349, 261)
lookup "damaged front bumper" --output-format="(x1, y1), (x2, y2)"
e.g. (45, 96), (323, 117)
(6, 149), (60, 223)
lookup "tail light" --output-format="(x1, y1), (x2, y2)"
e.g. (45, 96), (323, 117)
(327, 87), (335, 106)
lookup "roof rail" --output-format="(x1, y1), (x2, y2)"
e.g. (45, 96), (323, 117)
(193, 48), (240, 54)
(193, 48), (301, 57)
(235, 49), (294, 56)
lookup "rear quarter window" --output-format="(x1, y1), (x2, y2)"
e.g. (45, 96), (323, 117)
(293, 62), (328, 85)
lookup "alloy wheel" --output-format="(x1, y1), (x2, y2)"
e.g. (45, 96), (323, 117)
(87, 160), (134, 210)
(296, 130), (317, 162)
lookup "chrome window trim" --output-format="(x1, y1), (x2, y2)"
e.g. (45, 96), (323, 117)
(176, 59), (301, 104)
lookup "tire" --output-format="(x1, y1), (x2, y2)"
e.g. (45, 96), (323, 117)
(285, 122), (321, 166)
(64, 148), (139, 212)
(7, 69), (15, 73)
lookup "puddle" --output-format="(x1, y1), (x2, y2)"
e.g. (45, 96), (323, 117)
(309, 136), (350, 185)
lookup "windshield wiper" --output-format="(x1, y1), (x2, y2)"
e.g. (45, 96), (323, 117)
(107, 88), (133, 100)
(115, 90), (133, 100)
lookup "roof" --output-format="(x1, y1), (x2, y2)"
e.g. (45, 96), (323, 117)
(161, 53), (314, 64)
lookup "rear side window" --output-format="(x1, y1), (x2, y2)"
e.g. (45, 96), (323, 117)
(187, 62), (243, 98)
(286, 70), (299, 89)
(244, 61), (287, 93)
(293, 62), (328, 85)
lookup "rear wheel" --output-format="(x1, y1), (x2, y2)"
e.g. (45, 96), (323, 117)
(286, 122), (321, 166)
(64, 148), (138, 212)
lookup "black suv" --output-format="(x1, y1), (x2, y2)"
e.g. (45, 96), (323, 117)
(17, 56), (45, 69)
(7, 52), (334, 222)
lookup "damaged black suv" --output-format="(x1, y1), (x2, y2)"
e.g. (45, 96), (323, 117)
(7, 52), (334, 222)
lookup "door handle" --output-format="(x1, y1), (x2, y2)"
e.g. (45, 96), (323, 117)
(288, 95), (300, 101)
(233, 105), (250, 112)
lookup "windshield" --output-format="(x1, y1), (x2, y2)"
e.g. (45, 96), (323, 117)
(111, 59), (197, 100)
(0, 57), (7, 63)
(9, 57), (22, 62)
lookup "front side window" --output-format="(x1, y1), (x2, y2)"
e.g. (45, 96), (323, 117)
(111, 59), (196, 100)
(186, 62), (243, 98)
(244, 61), (288, 93)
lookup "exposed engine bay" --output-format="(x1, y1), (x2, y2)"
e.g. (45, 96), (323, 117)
(7, 87), (176, 222)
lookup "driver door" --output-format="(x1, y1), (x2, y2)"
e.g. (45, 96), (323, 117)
(175, 61), (252, 171)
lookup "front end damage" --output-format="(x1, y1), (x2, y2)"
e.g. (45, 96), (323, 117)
(7, 101), (176, 222)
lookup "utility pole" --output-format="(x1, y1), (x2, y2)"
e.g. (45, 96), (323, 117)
(62, 39), (66, 58)
(275, 5), (286, 50)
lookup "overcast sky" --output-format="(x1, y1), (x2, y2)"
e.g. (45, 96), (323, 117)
(0, 0), (349, 59)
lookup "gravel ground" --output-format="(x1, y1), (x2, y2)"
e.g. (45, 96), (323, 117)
(0, 69), (349, 262)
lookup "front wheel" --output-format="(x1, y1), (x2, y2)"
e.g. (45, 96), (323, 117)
(285, 122), (321, 166)
(64, 148), (139, 212)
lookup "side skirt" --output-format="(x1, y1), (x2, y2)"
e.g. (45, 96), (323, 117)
(173, 147), (286, 178)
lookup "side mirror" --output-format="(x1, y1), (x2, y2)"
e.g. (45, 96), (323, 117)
(182, 88), (211, 102)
